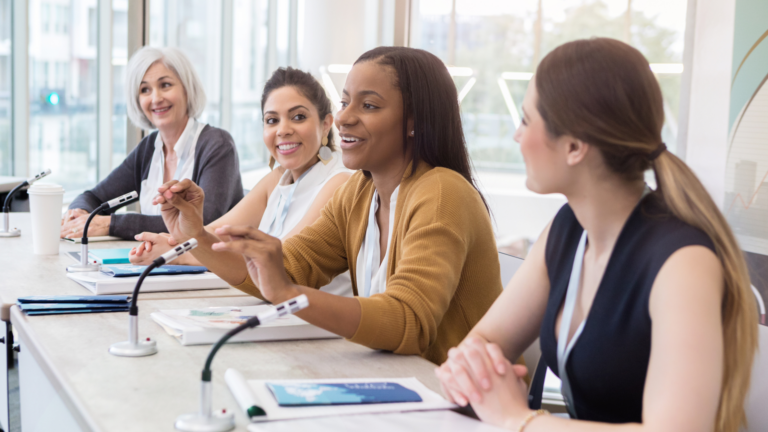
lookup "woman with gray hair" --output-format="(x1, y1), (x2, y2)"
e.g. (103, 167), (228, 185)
(61, 46), (243, 240)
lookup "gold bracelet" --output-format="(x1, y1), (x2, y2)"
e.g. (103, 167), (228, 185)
(517, 409), (550, 432)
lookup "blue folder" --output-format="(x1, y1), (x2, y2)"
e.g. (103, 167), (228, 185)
(266, 382), (423, 406)
(17, 295), (130, 304)
(100, 265), (208, 277)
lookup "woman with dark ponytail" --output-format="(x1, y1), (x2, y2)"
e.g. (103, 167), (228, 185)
(156, 46), (502, 364)
(130, 67), (353, 296)
(436, 38), (757, 432)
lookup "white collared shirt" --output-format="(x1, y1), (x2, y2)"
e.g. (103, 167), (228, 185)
(140, 118), (206, 215)
(258, 151), (353, 297)
(355, 185), (400, 298)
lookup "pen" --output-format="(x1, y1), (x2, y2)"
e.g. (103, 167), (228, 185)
(224, 368), (266, 420)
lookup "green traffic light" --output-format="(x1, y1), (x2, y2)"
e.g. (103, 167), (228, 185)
(47, 92), (60, 105)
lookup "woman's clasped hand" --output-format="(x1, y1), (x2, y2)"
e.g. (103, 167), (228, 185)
(435, 336), (532, 429)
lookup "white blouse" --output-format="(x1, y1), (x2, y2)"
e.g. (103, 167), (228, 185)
(355, 185), (400, 298)
(139, 118), (206, 215)
(258, 152), (353, 297)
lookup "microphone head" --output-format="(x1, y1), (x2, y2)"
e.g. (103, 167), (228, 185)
(26, 169), (52, 184)
(159, 238), (198, 264)
(106, 191), (139, 209)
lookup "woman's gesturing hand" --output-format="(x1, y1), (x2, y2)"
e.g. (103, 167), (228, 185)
(211, 225), (299, 303)
(435, 337), (532, 428)
(153, 179), (206, 242)
(129, 232), (178, 265)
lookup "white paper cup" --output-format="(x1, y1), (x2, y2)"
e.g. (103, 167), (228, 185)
(28, 183), (65, 255)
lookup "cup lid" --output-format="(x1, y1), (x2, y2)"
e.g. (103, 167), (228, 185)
(28, 183), (65, 194)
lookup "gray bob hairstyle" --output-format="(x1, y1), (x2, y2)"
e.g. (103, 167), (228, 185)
(125, 46), (207, 130)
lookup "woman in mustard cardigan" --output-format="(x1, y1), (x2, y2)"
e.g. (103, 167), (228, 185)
(152, 47), (502, 364)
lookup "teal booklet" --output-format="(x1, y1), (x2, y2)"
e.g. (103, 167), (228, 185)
(266, 382), (423, 406)
(17, 295), (130, 304)
(88, 248), (133, 264)
(100, 265), (208, 277)
(18, 303), (129, 316)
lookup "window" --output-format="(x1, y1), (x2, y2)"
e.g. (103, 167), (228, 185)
(29, 0), (98, 198)
(88, 7), (96, 47)
(230, 0), (271, 172)
(149, 0), (223, 127)
(412, 0), (689, 171)
(0, 0), (9, 175)
(111, 2), (128, 168)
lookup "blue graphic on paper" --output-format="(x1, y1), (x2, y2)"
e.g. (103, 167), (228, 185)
(266, 382), (423, 406)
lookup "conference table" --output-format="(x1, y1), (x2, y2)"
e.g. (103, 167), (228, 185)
(0, 214), (505, 432)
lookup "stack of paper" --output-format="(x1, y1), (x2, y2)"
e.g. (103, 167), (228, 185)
(151, 305), (340, 345)
(66, 271), (229, 295)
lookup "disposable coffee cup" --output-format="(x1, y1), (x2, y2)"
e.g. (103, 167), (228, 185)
(28, 183), (65, 255)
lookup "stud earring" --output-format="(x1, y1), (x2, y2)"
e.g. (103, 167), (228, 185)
(317, 135), (333, 165)
(410, 130), (415, 136)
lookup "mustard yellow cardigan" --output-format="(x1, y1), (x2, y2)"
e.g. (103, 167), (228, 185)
(235, 163), (502, 364)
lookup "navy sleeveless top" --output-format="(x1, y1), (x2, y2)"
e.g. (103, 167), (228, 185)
(540, 192), (715, 423)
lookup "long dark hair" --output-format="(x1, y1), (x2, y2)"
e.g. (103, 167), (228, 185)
(354, 46), (487, 211)
(261, 67), (337, 154)
(536, 38), (756, 432)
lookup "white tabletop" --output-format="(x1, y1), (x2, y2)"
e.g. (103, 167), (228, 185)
(4, 213), (470, 431)
(0, 214), (251, 321)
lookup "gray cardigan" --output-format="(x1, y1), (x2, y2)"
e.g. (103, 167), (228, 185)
(69, 125), (244, 239)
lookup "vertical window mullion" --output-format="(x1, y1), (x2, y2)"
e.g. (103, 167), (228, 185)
(97, 1), (113, 181)
(11, 0), (28, 177)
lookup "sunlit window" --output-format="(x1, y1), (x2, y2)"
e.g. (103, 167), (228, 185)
(28, 0), (98, 197)
(0, 0), (10, 175)
(412, 0), (688, 172)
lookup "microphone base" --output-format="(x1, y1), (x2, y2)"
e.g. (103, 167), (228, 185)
(174, 411), (235, 432)
(109, 339), (158, 357)
(66, 263), (101, 272)
(0, 229), (21, 237)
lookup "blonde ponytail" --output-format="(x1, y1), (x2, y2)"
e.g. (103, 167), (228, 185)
(653, 151), (758, 432)
(535, 38), (759, 432)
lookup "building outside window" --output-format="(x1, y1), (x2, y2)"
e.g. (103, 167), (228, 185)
(412, 0), (688, 172)
(28, 0), (98, 199)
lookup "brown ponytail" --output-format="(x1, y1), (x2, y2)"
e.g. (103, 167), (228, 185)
(537, 38), (758, 432)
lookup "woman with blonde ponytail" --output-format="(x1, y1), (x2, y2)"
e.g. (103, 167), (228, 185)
(436, 38), (758, 432)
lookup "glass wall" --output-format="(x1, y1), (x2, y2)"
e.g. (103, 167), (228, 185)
(412, 0), (688, 171)
(149, 0), (223, 127)
(28, 0), (98, 195)
(0, 0), (12, 175)
(230, 0), (271, 172)
(112, 0), (128, 167)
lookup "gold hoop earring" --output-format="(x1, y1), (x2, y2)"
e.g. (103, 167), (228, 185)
(318, 135), (333, 165)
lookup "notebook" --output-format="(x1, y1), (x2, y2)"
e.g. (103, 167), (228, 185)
(17, 295), (130, 304)
(18, 303), (129, 316)
(150, 305), (340, 345)
(65, 249), (133, 265)
(223, 372), (455, 424)
(61, 236), (122, 244)
(266, 382), (422, 406)
(100, 265), (208, 277)
(88, 248), (132, 264)
(66, 271), (229, 295)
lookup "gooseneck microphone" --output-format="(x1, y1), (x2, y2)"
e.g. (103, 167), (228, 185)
(175, 294), (310, 432)
(66, 191), (139, 272)
(0, 169), (52, 237)
(109, 238), (198, 357)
